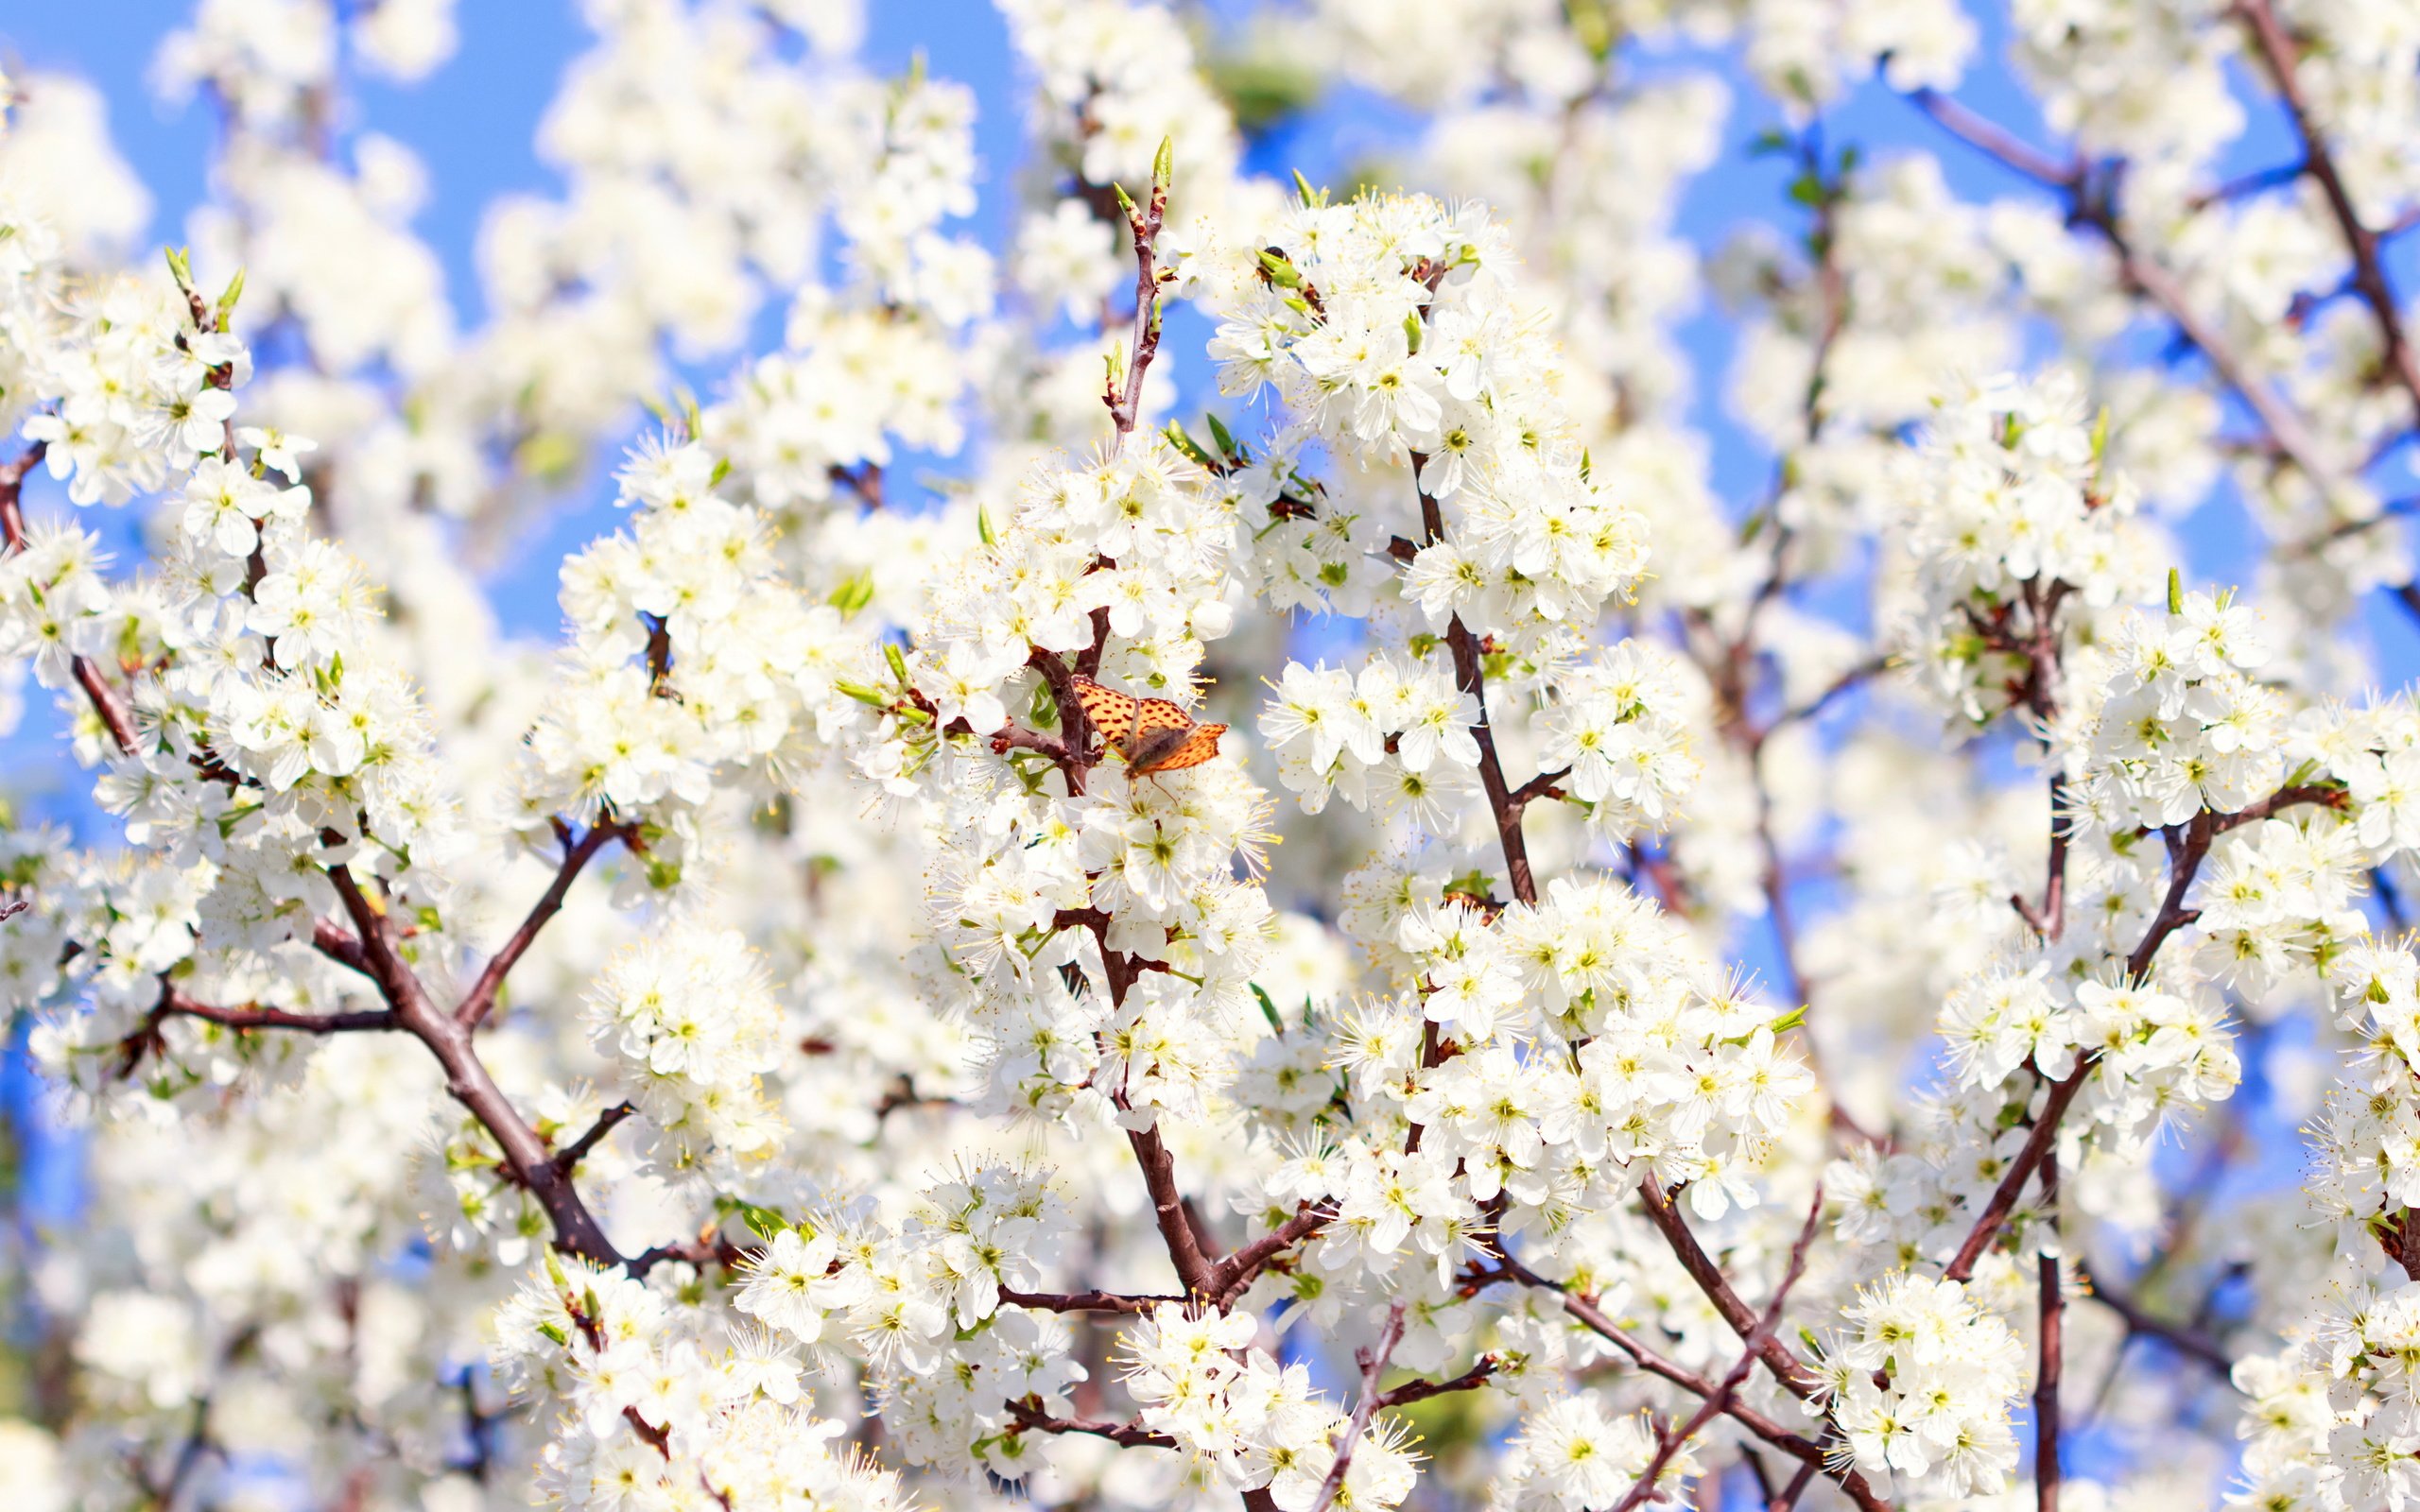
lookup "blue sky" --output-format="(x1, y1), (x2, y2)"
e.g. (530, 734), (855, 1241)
(11, 1), (2410, 648)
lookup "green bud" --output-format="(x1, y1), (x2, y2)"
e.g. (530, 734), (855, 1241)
(214, 268), (245, 330)
(827, 572), (875, 616)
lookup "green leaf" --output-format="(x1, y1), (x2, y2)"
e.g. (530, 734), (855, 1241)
(1204, 411), (1238, 460)
(1257, 249), (1304, 289)
(1251, 983), (1287, 1036)
(827, 571), (876, 617)
(2167, 567), (2185, 615)
(213, 267), (245, 330)
(1164, 421), (1215, 468)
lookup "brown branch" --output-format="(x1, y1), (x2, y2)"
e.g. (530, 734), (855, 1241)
(311, 919), (374, 978)
(1507, 765), (1572, 811)
(1305, 1300), (1408, 1512)
(998, 1287), (1187, 1315)
(1212, 1200), (1334, 1305)
(1413, 485), (1540, 905)
(457, 821), (631, 1029)
(1104, 146), (1170, 438)
(159, 983), (394, 1034)
(2073, 1259), (2234, 1372)
(1125, 1123), (1219, 1298)
(551, 1101), (637, 1176)
(1636, 1176), (1825, 1400)
(4, 445), (140, 754)
(2235, 0), (2420, 428)
(1611, 1186), (1825, 1512)
(0, 440), (43, 548)
(328, 866), (625, 1266)
(1947, 804), (2234, 1280)
(1909, 88), (2335, 487)
(2035, 1172), (2065, 1512)
(1006, 1398), (1175, 1450)
(1028, 646), (1096, 795)
(1374, 1355), (1499, 1408)
(2208, 782), (2347, 834)
(1504, 1260), (1892, 1512)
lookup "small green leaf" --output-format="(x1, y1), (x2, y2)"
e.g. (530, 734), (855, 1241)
(214, 267), (245, 330)
(2167, 568), (2185, 615)
(1251, 983), (1286, 1036)
(827, 571), (875, 616)
(1204, 411), (1238, 459)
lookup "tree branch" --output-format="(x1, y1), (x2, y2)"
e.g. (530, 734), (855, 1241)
(1374, 1355), (1498, 1408)
(329, 866), (625, 1266)
(2035, 1171), (2065, 1512)
(2234, 0), (2420, 427)
(1635, 1176), (1826, 1400)
(1611, 1188), (1823, 1512)
(1104, 144), (1170, 439)
(550, 1101), (636, 1176)
(998, 1287), (1186, 1315)
(1006, 1398), (1174, 1450)
(159, 983), (394, 1034)
(457, 821), (631, 1030)
(1305, 1299), (1407, 1512)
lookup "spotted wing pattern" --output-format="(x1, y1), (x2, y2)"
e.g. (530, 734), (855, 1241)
(1070, 677), (1140, 752)
(1134, 697), (1193, 740)
(1131, 722), (1228, 775)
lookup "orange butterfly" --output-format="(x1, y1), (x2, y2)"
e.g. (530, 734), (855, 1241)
(1071, 677), (1229, 779)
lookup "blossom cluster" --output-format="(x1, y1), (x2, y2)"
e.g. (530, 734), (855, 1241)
(13, 2), (2420, 1511)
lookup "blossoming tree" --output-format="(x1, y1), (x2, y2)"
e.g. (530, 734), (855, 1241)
(5, 0), (2420, 1509)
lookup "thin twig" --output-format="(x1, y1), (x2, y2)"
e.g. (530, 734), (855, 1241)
(551, 1102), (637, 1176)
(457, 821), (631, 1030)
(998, 1287), (1188, 1315)
(1305, 1300), (1408, 1512)
(1610, 1185), (1824, 1512)
(2035, 1169), (2065, 1512)
(2234, 0), (2420, 428)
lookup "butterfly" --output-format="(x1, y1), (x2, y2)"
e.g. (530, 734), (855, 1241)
(1071, 676), (1229, 779)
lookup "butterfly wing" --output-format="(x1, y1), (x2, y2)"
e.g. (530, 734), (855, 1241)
(1131, 722), (1227, 775)
(1134, 698), (1193, 738)
(1071, 677), (1141, 755)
